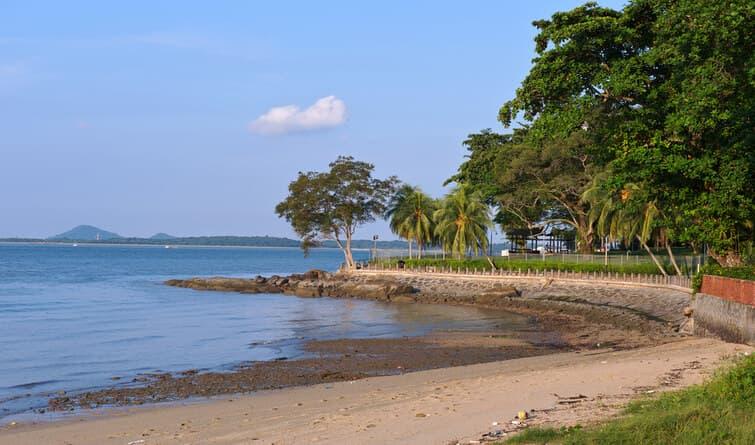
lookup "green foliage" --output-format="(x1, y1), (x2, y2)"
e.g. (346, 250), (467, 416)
(275, 156), (397, 268)
(377, 257), (668, 276)
(503, 355), (755, 445)
(385, 185), (438, 258)
(693, 263), (755, 292)
(505, 426), (582, 444)
(445, 129), (516, 206)
(493, 0), (754, 265)
(433, 186), (492, 258)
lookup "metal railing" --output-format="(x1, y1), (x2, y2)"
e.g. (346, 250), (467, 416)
(370, 251), (704, 275)
(357, 261), (693, 290)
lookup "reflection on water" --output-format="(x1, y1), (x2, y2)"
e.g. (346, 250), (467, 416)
(0, 244), (528, 418)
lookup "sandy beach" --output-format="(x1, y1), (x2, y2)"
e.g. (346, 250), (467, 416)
(1, 338), (749, 445)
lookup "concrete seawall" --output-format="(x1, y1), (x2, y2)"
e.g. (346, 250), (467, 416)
(693, 275), (755, 345)
(353, 270), (693, 333)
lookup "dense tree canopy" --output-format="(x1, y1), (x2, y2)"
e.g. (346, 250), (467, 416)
(450, 0), (753, 265)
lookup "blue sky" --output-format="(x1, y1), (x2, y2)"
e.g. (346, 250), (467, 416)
(0, 1), (625, 239)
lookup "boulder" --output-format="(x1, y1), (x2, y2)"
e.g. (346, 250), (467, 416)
(475, 287), (519, 305)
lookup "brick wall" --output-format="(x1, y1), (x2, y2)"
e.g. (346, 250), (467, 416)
(700, 275), (755, 306)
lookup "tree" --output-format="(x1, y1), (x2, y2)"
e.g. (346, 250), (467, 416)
(433, 186), (492, 259)
(583, 179), (671, 275)
(445, 129), (515, 206)
(496, 0), (753, 265)
(494, 131), (603, 253)
(275, 156), (397, 270)
(609, 0), (754, 266)
(386, 185), (437, 259)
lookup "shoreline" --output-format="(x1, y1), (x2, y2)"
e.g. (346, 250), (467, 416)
(39, 269), (688, 414)
(0, 269), (712, 443)
(2, 339), (749, 445)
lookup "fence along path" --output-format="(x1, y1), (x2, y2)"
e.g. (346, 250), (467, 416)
(358, 262), (693, 294)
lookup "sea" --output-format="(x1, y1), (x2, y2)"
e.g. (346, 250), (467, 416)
(0, 243), (526, 421)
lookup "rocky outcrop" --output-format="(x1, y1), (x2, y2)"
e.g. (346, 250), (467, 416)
(167, 270), (690, 334)
(166, 271), (422, 302)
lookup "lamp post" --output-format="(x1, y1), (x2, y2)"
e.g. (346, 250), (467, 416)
(372, 235), (379, 261)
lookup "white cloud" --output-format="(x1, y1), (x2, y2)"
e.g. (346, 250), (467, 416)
(248, 96), (347, 135)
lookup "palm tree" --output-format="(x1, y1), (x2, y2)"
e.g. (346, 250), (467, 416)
(433, 186), (492, 259)
(583, 181), (677, 276)
(386, 185), (436, 259)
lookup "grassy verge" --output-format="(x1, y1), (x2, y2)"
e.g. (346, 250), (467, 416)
(374, 257), (669, 275)
(502, 354), (754, 445)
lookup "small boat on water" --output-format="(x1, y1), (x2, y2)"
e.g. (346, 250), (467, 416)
(72, 243), (78, 247)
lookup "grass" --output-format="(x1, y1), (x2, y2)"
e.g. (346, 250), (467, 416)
(502, 354), (755, 445)
(374, 257), (671, 275)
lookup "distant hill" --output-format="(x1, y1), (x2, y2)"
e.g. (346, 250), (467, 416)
(49, 225), (122, 241)
(150, 233), (177, 240)
(24, 228), (409, 249)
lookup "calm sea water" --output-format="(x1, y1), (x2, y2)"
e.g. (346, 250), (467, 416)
(0, 243), (526, 420)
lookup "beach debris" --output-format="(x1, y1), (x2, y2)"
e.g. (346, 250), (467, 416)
(8, 421), (17, 427)
(491, 421), (499, 426)
(511, 419), (521, 425)
(415, 412), (427, 417)
(127, 440), (145, 445)
(553, 393), (589, 405)
(517, 410), (528, 420)
(482, 429), (507, 439)
(600, 360), (608, 364)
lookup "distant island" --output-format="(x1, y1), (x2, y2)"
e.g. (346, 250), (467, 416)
(0, 224), (411, 249)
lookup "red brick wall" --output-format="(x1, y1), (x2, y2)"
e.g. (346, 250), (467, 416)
(701, 275), (755, 306)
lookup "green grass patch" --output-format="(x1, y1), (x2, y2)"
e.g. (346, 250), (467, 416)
(502, 354), (755, 445)
(374, 257), (669, 275)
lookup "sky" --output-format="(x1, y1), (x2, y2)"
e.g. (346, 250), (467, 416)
(0, 0), (625, 240)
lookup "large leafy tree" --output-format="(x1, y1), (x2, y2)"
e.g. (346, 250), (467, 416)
(494, 2), (645, 253)
(494, 131), (603, 253)
(275, 156), (398, 270)
(445, 129), (514, 206)
(385, 185), (437, 259)
(610, 0), (754, 266)
(497, 0), (753, 265)
(433, 186), (492, 259)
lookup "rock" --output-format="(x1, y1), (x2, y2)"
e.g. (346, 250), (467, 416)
(476, 288), (519, 305)
(390, 295), (416, 304)
(683, 307), (694, 317)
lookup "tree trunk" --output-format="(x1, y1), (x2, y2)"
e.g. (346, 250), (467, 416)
(408, 239), (413, 259)
(638, 235), (667, 276)
(575, 214), (594, 253)
(417, 238), (422, 259)
(334, 235), (354, 271)
(665, 242), (683, 276)
(343, 233), (355, 270)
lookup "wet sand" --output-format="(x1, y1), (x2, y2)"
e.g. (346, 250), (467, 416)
(0, 270), (707, 443)
(44, 297), (662, 413)
(1, 338), (749, 445)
